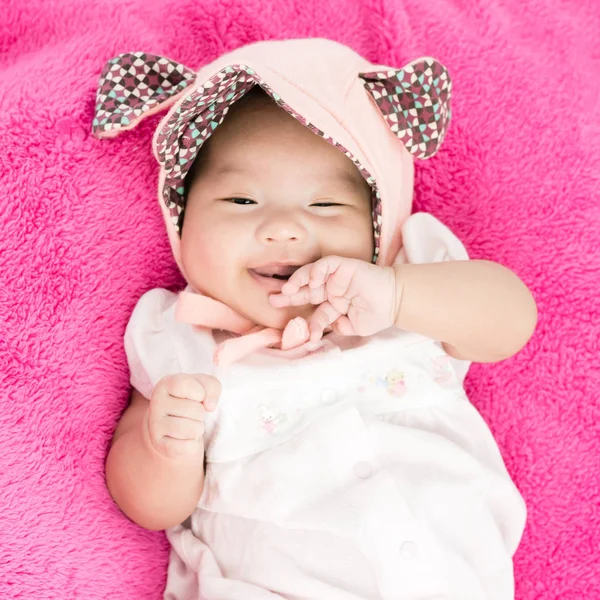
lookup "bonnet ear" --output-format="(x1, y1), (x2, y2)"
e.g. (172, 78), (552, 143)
(359, 58), (452, 159)
(92, 52), (196, 139)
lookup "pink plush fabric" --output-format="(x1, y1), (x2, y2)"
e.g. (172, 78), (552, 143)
(1, 0), (598, 598)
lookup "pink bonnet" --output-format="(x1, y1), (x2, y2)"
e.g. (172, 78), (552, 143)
(92, 38), (452, 274)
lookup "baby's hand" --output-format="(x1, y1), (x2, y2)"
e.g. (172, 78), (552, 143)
(269, 256), (400, 343)
(146, 374), (221, 461)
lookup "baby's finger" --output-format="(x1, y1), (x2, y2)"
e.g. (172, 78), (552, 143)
(162, 374), (206, 402)
(279, 263), (314, 295)
(269, 284), (326, 308)
(161, 415), (204, 441)
(331, 315), (355, 336)
(165, 397), (207, 422)
(309, 302), (342, 343)
(323, 258), (357, 297)
(304, 257), (338, 290)
(282, 257), (341, 294)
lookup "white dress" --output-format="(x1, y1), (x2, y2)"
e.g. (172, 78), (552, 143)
(124, 214), (526, 600)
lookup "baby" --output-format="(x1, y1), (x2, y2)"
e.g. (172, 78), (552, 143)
(94, 39), (537, 599)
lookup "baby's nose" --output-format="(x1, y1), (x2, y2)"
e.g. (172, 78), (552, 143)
(257, 215), (308, 245)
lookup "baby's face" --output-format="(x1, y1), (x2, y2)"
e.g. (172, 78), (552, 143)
(181, 90), (374, 329)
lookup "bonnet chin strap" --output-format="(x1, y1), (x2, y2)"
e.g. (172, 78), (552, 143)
(175, 291), (328, 367)
(92, 52), (197, 139)
(360, 57), (452, 159)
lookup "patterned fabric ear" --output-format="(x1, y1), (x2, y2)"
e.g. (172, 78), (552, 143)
(92, 52), (196, 138)
(360, 58), (452, 159)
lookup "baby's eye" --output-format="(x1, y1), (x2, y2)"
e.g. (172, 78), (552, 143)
(225, 198), (257, 205)
(311, 202), (343, 207)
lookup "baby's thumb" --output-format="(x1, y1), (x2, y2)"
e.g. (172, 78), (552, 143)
(192, 374), (222, 411)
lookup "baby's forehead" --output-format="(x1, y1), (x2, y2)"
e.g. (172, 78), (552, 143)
(196, 95), (368, 184)
(200, 148), (368, 193)
(217, 87), (286, 129)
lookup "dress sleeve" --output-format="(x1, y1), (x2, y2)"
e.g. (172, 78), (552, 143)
(394, 212), (471, 382)
(394, 211), (469, 266)
(123, 288), (181, 399)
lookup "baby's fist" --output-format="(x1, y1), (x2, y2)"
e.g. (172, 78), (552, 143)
(146, 373), (221, 460)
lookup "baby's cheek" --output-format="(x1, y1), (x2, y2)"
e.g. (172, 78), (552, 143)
(187, 225), (228, 268)
(181, 237), (221, 293)
(323, 239), (372, 264)
(319, 217), (373, 262)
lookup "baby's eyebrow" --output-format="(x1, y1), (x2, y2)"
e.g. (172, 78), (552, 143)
(329, 171), (365, 188)
(212, 164), (251, 177)
(320, 171), (370, 197)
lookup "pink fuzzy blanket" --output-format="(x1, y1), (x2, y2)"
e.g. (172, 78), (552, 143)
(1, 0), (598, 598)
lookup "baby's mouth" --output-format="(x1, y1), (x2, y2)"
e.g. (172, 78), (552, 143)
(249, 265), (301, 281)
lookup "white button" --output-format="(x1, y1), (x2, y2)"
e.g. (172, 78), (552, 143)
(399, 541), (418, 560)
(353, 462), (372, 479)
(320, 388), (337, 404)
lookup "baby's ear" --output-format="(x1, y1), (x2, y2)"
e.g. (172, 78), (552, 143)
(359, 58), (452, 159)
(92, 52), (196, 139)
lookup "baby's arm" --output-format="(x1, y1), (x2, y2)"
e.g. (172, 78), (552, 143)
(105, 374), (221, 530)
(393, 260), (537, 362)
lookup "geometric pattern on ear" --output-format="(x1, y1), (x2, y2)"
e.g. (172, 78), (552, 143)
(359, 58), (452, 159)
(92, 52), (196, 138)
